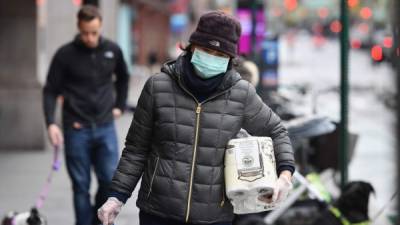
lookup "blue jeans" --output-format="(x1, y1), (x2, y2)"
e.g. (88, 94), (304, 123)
(64, 122), (119, 225)
(139, 211), (232, 225)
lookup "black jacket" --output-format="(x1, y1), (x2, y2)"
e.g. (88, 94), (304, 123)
(110, 54), (295, 224)
(43, 36), (129, 127)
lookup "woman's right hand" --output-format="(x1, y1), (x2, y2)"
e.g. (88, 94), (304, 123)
(98, 197), (123, 225)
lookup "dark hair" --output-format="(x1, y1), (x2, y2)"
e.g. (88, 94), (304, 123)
(179, 42), (191, 52)
(234, 57), (251, 80)
(77, 5), (102, 22)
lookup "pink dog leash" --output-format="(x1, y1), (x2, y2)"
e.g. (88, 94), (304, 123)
(34, 145), (62, 209)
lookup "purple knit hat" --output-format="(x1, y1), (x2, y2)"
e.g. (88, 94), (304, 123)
(189, 11), (242, 57)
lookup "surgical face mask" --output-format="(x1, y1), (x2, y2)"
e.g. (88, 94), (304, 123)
(190, 48), (230, 79)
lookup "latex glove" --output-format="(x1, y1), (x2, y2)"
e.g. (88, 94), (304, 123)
(97, 197), (123, 225)
(272, 175), (293, 203)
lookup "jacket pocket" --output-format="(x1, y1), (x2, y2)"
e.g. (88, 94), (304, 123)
(147, 156), (160, 199)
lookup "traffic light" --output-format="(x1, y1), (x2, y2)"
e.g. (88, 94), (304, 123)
(371, 45), (383, 61)
(284, 0), (298, 12)
(360, 7), (372, 20)
(347, 0), (359, 8)
(330, 20), (342, 33)
(318, 7), (329, 19)
(72, 0), (82, 6)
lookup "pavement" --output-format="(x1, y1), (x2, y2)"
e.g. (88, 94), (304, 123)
(0, 113), (140, 225)
(0, 69), (151, 225)
(0, 33), (396, 225)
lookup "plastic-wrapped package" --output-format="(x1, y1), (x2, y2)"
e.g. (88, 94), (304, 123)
(224, 135), (278, 214)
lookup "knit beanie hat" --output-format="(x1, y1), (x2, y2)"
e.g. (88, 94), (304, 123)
(189, 11), (242, 57)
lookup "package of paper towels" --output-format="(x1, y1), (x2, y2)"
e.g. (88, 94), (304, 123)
(224, 136), (278, 214)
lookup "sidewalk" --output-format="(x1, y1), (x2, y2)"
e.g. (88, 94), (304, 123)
(0, 113), (140, 225)
(0, 64), (153, 225)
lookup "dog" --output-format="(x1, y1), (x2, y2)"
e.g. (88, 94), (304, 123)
(1, 208), (46, 225)
(312, 181), (375, 225)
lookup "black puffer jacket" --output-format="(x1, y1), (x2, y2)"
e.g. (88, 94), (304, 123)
(110, 55), (294, 224)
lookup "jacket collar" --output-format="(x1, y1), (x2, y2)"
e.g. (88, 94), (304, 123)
(73, 34), (105, 51)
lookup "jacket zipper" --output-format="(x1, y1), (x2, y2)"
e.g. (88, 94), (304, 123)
(177, 76), (235, 222)
(185, 104), (202, 222)
(147, 156), (160, 199)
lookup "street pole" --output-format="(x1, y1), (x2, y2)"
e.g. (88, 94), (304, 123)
(394, 0), (400, 222)
(339, 0), (349, 190)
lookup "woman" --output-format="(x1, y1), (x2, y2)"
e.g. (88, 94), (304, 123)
(98, 11), (295, 225)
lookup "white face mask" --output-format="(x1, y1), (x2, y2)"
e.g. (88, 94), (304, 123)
(190, 49), (229, 79)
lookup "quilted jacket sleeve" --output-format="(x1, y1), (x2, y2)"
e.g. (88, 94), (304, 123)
(242, 82), (295, 173)
(110, 77), (154, 196)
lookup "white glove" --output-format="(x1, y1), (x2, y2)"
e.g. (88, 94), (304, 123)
(272, 175), (293, 203)
(97, 197), (123, 225)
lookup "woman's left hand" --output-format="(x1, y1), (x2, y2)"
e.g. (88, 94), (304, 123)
(272, 172), (293, 203)
(258, 171), (292, 204)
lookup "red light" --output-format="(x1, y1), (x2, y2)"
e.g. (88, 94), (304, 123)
(383, 37), (393, 48)
(348, 0), (359, 8)
(284, 0), (298, 12)
(357, 23), (369, 34)
(360, 7), (372, 20)
(312, 23), (323, 34)
(313, 35), (326, 47)
(351, 39), (362, 49)
(371, 45), (383, 61)
(72, 0), (82, 6)
(36, 0), (45, 6)
(330, 20), (342, 33)
(318, 8), (329, 19)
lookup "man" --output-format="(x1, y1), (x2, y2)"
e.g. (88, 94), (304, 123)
(42, 5), (129, 225)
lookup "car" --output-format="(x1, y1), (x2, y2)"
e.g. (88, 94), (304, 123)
(369, 28), (394, 63)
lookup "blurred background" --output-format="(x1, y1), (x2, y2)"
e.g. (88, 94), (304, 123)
(0, 0), (398, 225)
